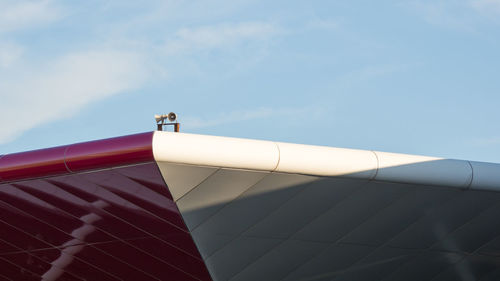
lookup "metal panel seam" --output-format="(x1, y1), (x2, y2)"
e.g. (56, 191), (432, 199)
(0, 216), (123, 281)
(0, 256), (44, 280)
(45, 179), (206, 279)
(188, 172), (271, 232)
(425, 201), (500, 251)
(0, 154), (3, 182)
(203, 177), (369, 262)
(466, 160), (474, 190)
(152, 131), (159, 162)
(63, 145), (72, 173)
(8, 181), (202, 279)
(229, 184), (402, 280)
(173, 167), (221, 203)
(370, 150), (380, 181)
(272, 142), (281, 172)
(0, 199), (124, 281)
(150, 160), (215, 280)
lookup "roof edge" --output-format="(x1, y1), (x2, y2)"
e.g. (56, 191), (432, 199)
(152, 131), (500, 191)
(2, 131), (499, 191)
(0, 132), (154, 183)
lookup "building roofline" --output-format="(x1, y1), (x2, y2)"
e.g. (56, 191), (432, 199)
(1, 131), (500, 191)
(0, 132), (153, 183)
(152, 131), (500, 191)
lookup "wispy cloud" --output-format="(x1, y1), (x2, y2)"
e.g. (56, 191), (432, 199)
(406, 0), (500, 30)
(164, 22), (281, 55)
(334, 63), (415, 86)
(0, 1), (156, 144)
(406, 1), (476, 31)
(471, 0), (500, 15)
(0, 50), (150, 144)
(471, 136), (500, 147)
(305, 19), (339, 31)
(182, 106), (324, 129)
(0, 42), (23, 68)
(0, 0), (64, 32)
(0, 1), (286, 144)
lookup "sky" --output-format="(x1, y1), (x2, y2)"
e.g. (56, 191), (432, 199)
(0, 0), (499, 162)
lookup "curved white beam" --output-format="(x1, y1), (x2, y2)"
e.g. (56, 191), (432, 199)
(152, 132), (279, 171)
(274, 142), (378, 179)
(152, 131), (500, 191)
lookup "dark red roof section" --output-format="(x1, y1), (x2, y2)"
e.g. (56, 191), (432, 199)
(0, 163), (213, 281)
(0, 133), (214, 280)
(0, 132), (154, 183)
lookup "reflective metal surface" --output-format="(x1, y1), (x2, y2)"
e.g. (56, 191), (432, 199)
(5, 131), (500, 281)
(160, 163), (500, 281)
(0, 163), (212, 281)
(0, 132), (154, 182)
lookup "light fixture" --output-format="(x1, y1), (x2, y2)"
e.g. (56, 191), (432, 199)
(155, 112), (180, 132)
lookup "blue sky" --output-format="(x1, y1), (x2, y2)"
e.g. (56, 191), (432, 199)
(0, 0), (499, 162)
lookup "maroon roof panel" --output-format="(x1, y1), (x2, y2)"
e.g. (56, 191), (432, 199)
(0, 133), (213, 281)
(0, 132), (154, 183)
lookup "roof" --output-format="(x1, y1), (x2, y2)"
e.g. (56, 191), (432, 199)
(2, 131), (500, 281)
(2, 131), (500, 190)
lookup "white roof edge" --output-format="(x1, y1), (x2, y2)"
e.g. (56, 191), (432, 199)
(152, 131), (500, 191)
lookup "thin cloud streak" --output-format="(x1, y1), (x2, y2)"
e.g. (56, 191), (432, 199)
(406, 0), (500, 30)
(334, 63), (415, 86)
(164, 22), (281, 55)
(0, 1), (324, 145)
(0, 0), (64, 32)
(471, 0), (500, 15)
(0, 50), (150, 144)
(0, 19), (282, 144)
(182, 106), (324, 129)
(305, 19), (339, 31)
(406, 1), (476, 31)
(471, 136), (500, 147)
(0, 42), (23, 68)
(0, 0), (283, 144)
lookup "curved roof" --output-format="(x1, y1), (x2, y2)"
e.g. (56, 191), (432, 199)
(153, 131), (500, 191)
(2, 131), (500, 191)
(3, 131), (500, 281)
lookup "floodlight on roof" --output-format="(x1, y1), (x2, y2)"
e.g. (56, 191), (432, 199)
(155, 112), (180, 132)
